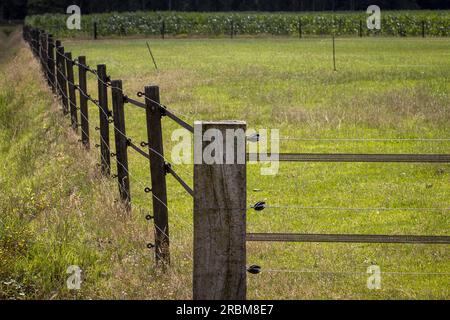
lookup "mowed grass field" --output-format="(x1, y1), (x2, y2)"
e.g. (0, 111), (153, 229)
(60, 36), (450, 299)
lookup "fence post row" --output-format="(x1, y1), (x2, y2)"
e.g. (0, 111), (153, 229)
(65, 52), (78, 131)
(144, 85), (170, 266)
(193, 120), (247, 300)
(97, 64), (111, 176)
(78, 56), (90, 149)
(111, 80), (131, 206)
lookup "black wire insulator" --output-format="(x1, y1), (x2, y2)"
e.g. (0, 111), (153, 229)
(140, 141), (149, 148)
(147, 243), (155, 249)
(164, 162), (172, 174)
(144, 187), (152, 193)
(247, 265), (262, 274)
(252, 201), (266, 211)
(145, 215), (154, 221)
(137, 91), (144, 97)
(247, 133), (260, 142)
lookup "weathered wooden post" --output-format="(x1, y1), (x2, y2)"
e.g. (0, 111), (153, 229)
(230, 20), (234, 39)
(97, 64), (111, 176)
(33, 28), (39, 56)
(78, 56), (90, 148)
(111, 80), (131, 206)
(93, 22), (98, 40)
(65, 52), (78, 130)
(40, 31), (46, 72)
(193, 120), (247, 300)
(56, 45), (69, 114)
(144, 85), (170, 266)
(161, 20), (165, 39)
(47, 35), (55, 92)
(298, 18), (302, 38)
(359, 19), (363, 37)
(38, 29), (43, 65)
(55, 41), (62, 99)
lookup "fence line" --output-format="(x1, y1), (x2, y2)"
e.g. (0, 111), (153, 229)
(24, 26), (196, 268)
(28, 16), (450, 40)
(23, 26), (450, 300)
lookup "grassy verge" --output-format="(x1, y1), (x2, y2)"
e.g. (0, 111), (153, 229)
(0, 28), (190, 300)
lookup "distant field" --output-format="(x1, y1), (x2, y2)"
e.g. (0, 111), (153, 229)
(59, 36), (450, 299)
(26, 10), (450, 38)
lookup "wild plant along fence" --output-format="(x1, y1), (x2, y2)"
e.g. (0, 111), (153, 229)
(23, 25), (450, 300)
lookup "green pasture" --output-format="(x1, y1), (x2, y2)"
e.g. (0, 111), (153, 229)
(59, 36), (449, 299)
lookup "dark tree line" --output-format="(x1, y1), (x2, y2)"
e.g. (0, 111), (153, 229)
(2, 0), (449, 20)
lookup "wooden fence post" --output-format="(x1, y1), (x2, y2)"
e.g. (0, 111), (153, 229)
(97, 64), (111, 176)
(78, 56), (90, 148)
(65, 52), (78, 131)
(38, 30), (43, 65)
(230, 20), (234, 39)
(34, 29), (39, 56)
(193, 120), (247, 300)
(111, 80), (131, 206)
(55, 41), (61, 98)
(56, 45), (69, 114)
(94, 22), (98, 40)
(161, 20), (165, 39)
(47, 35), (55, 92)
(41, 30), (46, 70)
(298, 18), (302, 38)
(144, 85), (170, 266)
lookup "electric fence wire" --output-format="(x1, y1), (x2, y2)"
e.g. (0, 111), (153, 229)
(277, 137), (450, 142)
(78, 110), (193, 229)
(77, 114), (194, 262)
(251, 268), (450, 276)
(249, 204), (450, 212)
(52, 56), (195, 184)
